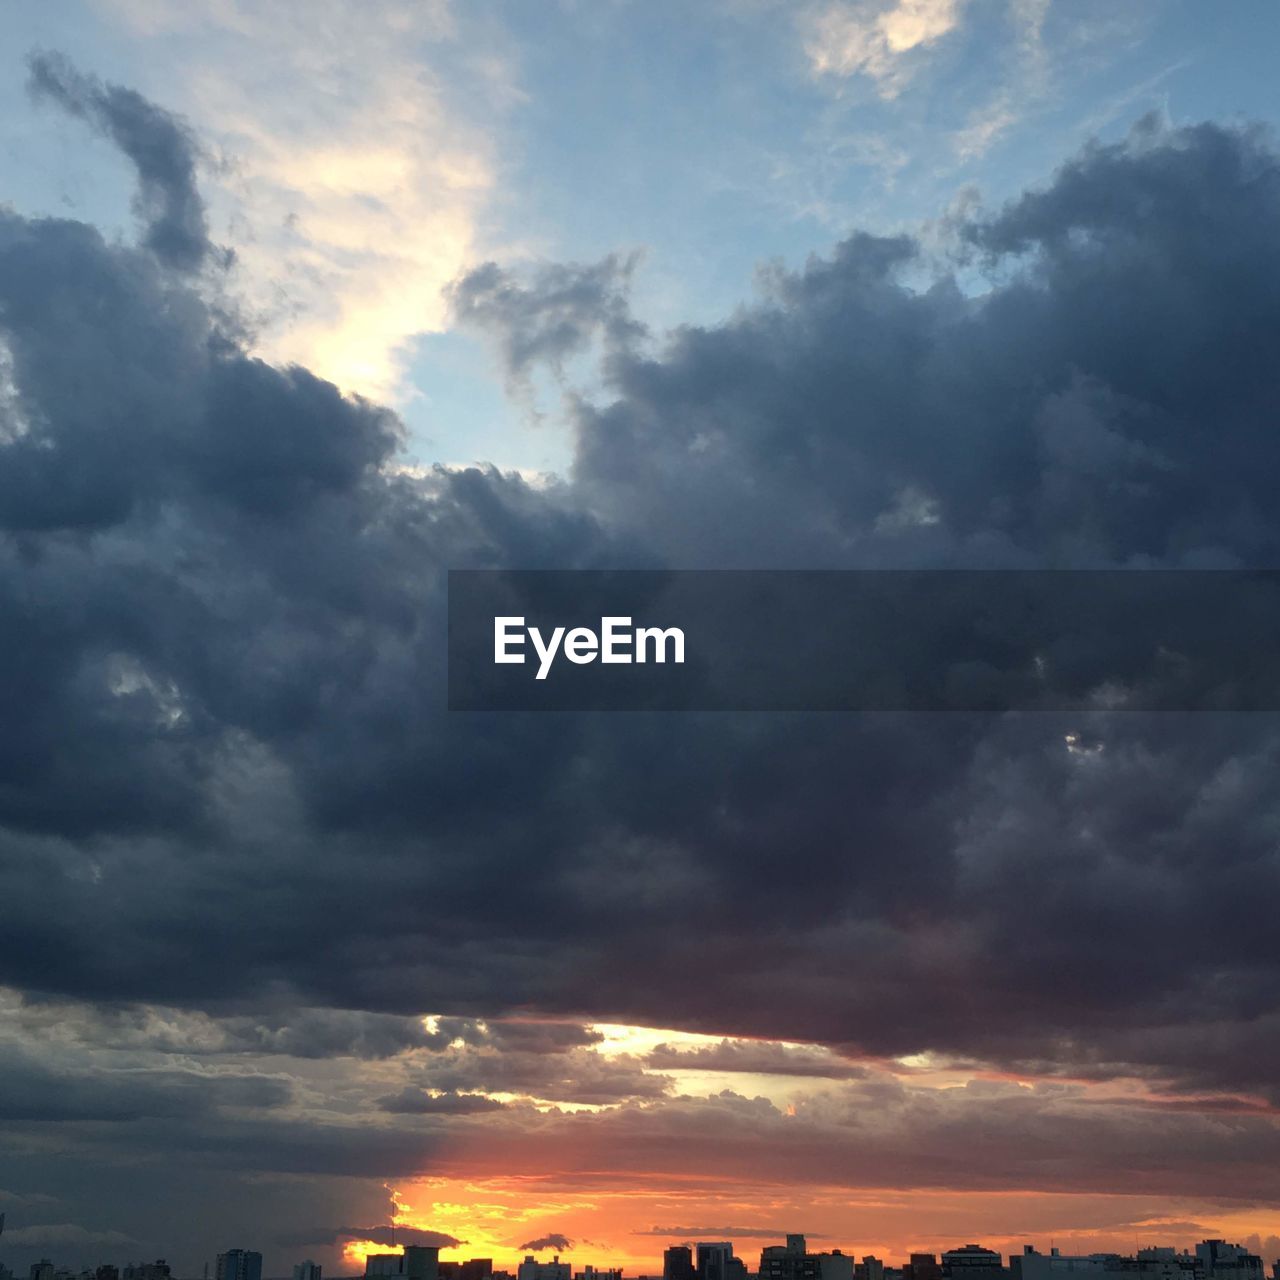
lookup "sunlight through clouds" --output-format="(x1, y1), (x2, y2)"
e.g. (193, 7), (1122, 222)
(95, 0), (504, 403)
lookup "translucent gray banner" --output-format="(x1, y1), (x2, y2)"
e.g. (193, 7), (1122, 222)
(447, 570), (1280, 711)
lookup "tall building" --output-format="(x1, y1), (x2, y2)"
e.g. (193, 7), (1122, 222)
(760, 1235), (850, 1280)
(909, 1257), (941, 1280)
(761, 1240), (818, 1280)
(29, 1262), (54, 1280)
(665, 1250), (695, 1280)
(405, 1249), (441, 1280)
(217, 1253), (262, 1280)
(697, 1245), (734, 1280)
(294, 1262), (322, 1280)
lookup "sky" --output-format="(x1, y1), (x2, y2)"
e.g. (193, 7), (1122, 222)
(2, 0), (1280, 1276)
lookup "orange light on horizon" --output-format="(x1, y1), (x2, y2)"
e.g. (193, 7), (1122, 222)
(342, 1241), (404, 1269)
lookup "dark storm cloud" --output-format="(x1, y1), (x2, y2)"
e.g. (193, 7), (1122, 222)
(0, 1043), (290, 1122)
(421, 1018), (605, 1055)
(26, 52), (215, 272)
(8, 1054), (1280, 1201)
(1, 1225), (137, 1249)
(2, 992), (442, 1058)
(404, 1046), (672, 1104)
(2, 64), (1280, 1215)
(376, 1088), (508, 1115)
(569, 122), (1280, 570)
(517, 1235), (573, 1253)
(284, 1227), (465, 1250)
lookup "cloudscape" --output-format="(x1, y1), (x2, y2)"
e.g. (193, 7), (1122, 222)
(1, 2), (1279, 1279)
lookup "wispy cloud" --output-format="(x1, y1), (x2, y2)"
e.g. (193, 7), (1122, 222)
(803, 0), (967, 96)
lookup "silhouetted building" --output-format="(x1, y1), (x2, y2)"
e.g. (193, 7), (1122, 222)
(407, 1249), (442, 1280)
(699, 1245), (745, 1280)
(761, 1239), (818, 1280)
(575, 1269), (623, 1280)
(666, 1250), (695, 1280)
(518, 1258), (570, 1280)
(1015, 1244), (1260, 1280)
(441, 1260), (493, 1280)
(30, 1262), (54, 1280)
(760, 1236), (851, 1280)
(698, 1246), (733, 1280)
(216, 1253), (261, 1280)
(293, 1261), (321, 1280)
(942, 1248), (1003, 1280)
(1197, 1244), (1263, 1280)
(96, 1268), (119, 1280)
(124, 1265), (171, 1280)
(367, 1250), (439, 1280)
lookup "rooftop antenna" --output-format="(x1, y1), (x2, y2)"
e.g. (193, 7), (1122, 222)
(384, 1183), (398, 1250)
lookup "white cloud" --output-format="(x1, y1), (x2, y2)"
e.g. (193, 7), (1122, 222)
(804, 0), (967, 96)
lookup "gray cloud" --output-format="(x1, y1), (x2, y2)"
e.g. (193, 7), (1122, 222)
(376, 1088), (508, 1115)
(404, 1046), (672, 1105)
(1, 1224), (138, 1248)
(644, 1041), (868, 1079)
(0, 1043), (291, 1123)
(27, 52), (215, 273)
(517, 1235), (573, 1253)
(284, 1227), (466, 1250)
(449, 253), (645, 404)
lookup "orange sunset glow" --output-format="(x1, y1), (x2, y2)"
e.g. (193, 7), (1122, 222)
(334, 1176), (1280, 1277)
(317, 1021), (1280, 1278)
